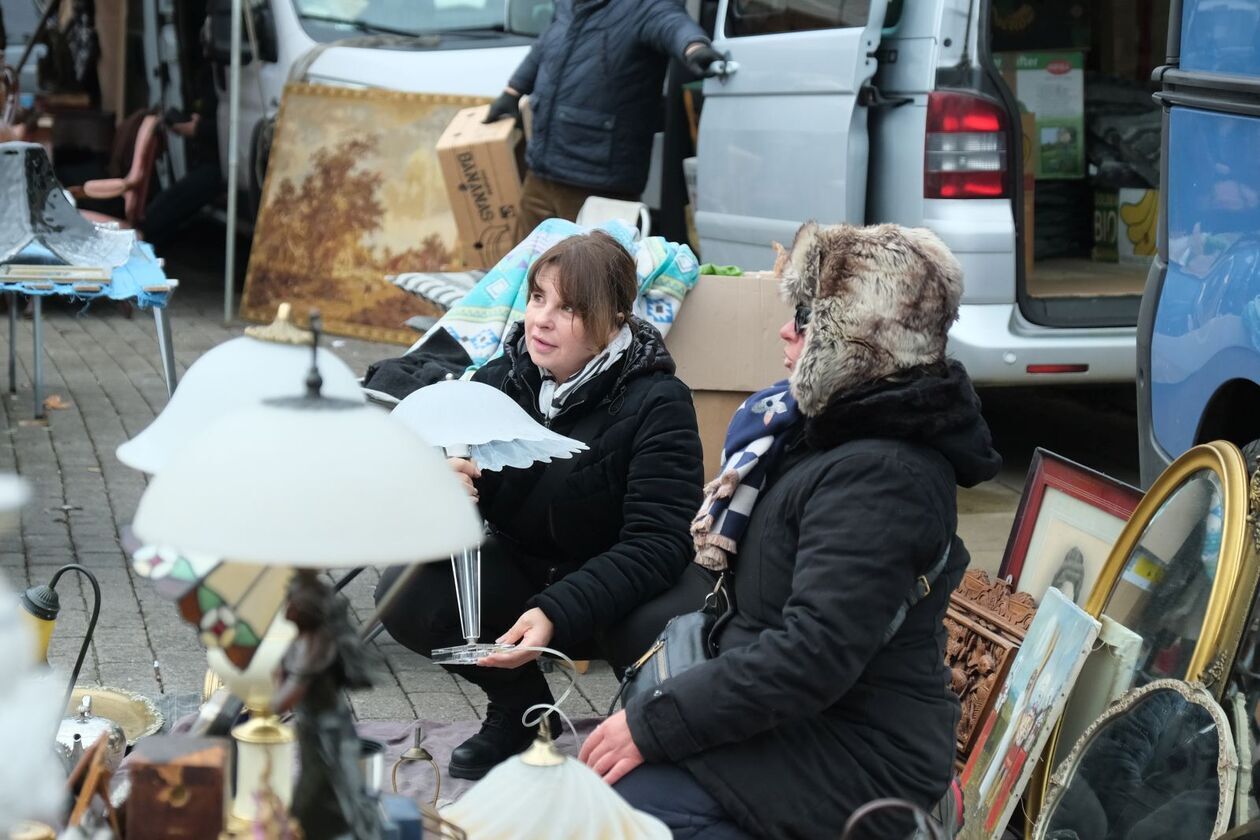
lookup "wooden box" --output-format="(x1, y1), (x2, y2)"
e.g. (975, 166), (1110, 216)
(125, 736), (229, 840)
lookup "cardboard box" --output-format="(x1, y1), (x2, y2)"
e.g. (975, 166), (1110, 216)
(436, 105), (524, 270)
(996, 52), (1085, 180)
(1092, 188), (1159, 264)
(665, 270), (792, 478)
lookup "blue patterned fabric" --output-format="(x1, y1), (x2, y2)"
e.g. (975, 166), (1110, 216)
(407, 218), (699, 371)
(0, 241), (171, 308)
(691, 381), (803, 570)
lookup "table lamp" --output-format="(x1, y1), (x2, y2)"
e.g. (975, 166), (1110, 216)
(130, 316), (482, 839)
(387, 379), (586, 664)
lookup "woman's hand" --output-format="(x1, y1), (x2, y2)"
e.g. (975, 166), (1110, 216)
(478, 607), (554, 668)
(448, 457), (481, 501)
(579, 710), (644, 785)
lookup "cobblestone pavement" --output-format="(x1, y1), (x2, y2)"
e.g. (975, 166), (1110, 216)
(0, 221), (1053, 729)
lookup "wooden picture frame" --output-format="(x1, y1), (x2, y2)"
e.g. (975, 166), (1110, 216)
(946, 570), (1038, 766)
(999, 448), (1143, 607)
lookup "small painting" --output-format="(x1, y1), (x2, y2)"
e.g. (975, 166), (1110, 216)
(1000, 449), (1143, 606)
(241, 83), (488, 344)
(958, 587), (1100, 840)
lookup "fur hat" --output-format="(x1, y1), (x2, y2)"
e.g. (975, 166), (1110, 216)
(773, 222), (964, 416)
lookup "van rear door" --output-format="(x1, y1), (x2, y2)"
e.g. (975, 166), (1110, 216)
(695, 0), (889, 269)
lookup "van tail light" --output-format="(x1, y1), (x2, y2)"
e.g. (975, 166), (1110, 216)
(924, 91), (1010, 199)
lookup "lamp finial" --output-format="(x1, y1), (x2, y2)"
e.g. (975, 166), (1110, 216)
(244, 302), (314, 346)
(305, 310), (323, 399)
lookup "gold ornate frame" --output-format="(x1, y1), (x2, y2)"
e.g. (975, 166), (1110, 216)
(1025, 441), (1260, 828)
(1033, 679), (1238, 840)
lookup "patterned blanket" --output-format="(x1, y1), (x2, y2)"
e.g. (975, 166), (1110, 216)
(404, 219), (699, 370)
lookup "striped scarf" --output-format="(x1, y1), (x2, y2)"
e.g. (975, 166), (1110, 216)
(692, 381), (802, 571)
(536, 324), (633, 420)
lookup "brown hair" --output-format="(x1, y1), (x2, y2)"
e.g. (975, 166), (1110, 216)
(526, 230), (637, 348)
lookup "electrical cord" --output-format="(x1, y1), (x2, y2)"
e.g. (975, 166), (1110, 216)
(389, 646), (582, 808)
(48, 564), (102, 716)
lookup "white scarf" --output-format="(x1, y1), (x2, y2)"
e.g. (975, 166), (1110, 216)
(536, 324), (633, 420)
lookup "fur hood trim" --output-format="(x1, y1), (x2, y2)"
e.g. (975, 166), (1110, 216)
(773, 223), (964, 416)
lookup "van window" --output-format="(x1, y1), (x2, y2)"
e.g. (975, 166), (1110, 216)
(725, 0), (872, 37)
(296, 0), (508, 36)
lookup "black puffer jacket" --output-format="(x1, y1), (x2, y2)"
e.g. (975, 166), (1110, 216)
(507, 0), (709, 195)
(472, 318), (703, 653)
(626, 362), (1002, 839)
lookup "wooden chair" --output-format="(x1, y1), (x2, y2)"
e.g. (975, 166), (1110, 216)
(73, 113), (163, 232)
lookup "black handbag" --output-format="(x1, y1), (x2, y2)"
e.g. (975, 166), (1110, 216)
(608, 572), (733, 714)
(609, 542), (953, 715)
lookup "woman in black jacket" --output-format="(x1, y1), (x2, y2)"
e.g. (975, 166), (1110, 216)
(376, 230), (703, 781)
(580, 223), (1003, 838)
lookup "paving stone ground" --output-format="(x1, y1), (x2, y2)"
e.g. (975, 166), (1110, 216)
(0, 221), (1020, 729)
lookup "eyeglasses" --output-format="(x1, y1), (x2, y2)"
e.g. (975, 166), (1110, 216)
(793, 304), (812, 335)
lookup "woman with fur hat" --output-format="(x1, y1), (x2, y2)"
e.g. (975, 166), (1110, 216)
(580, 222), (1002, 838)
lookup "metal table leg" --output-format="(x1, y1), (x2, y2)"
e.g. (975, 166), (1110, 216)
(153, 305), (177, 397)
(32, 296), (44, 421)
(7, 292), (16, 395)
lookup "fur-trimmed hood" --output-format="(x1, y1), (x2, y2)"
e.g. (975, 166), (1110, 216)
(804, 360), (1002, 487)
(774, 222), (964, 416)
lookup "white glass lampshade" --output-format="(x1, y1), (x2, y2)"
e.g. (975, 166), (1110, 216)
(390, 380), (586, 471)
(0, 475), (29, 534)
(132, 398), (482, 567)
(442, 734), (670, 839)
(117, 337), (365, 475)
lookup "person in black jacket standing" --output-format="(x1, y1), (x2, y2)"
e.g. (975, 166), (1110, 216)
(580, 222), (1003, 838)
(483, 0), (724, 232)
(376, 231), (703, 781)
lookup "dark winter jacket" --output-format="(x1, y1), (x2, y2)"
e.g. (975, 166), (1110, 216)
(471, 318), (703, 653)
(507, 0), (709, 195)
(626, 361), (1002, 839)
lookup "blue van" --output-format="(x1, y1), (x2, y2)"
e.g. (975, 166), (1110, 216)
(1137, 0), (1260, 486)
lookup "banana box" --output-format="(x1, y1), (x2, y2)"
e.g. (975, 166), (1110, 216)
(1092, 188), (1159, 264)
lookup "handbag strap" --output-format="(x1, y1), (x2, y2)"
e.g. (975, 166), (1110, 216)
(881, 541), (952, 646)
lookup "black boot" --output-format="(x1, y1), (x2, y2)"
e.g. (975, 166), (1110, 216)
(449, 666), (560, 780)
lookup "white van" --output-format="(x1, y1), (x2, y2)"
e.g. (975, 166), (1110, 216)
(213, 0), (1148, 388)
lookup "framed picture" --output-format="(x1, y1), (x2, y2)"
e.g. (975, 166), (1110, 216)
(945, 570), (1038, 766)
(958, 587), (1101, 840)
(999, 448), (1143, 607)
(241, 83), (487, 344)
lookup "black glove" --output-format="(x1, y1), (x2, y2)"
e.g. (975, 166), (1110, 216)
(684, 44), (725, 78)
(484, 90), (522, 124)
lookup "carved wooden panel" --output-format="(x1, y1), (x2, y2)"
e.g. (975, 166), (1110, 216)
(945, 570), (1039, 765)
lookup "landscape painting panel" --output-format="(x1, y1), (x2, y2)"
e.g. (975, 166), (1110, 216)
(242, 83), (487, 343)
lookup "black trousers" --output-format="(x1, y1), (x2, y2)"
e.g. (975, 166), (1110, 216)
(615, 764), (754, 839)
(374, 539), (716, 705)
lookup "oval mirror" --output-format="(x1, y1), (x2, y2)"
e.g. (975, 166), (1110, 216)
(1085, 442), (1256, 693)
(1026, 441), (1260, 826)
(1034, 679), (1238, 840)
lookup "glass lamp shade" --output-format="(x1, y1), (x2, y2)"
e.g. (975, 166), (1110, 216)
(0, 475), (29, 535)
(205, 615), (297, 713)
(116, 337), (365, 475)
(442, 734), (670, 840)
(390, 379), (586, 471)
(131, 399), (482, 567)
